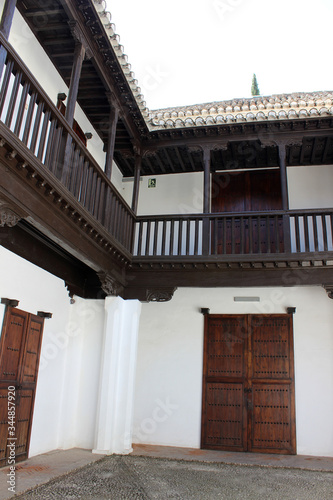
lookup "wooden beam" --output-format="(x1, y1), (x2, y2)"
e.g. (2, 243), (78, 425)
(0, 0), (16, 78)
(0, 0), (16, 38)
(65, 41), (85, 127)
(104, 103), (119, 179)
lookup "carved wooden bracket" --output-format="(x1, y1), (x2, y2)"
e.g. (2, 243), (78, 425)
(98, 272), (123, 296)
(323, 285), (333, 299)
(0, 197), (27, 228)
(146, 287), (177, 302)
(261, 138), (303, 149)
(68, 21), (93, 60)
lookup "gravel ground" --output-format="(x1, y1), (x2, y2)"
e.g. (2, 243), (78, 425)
(16, 455), (333, 500)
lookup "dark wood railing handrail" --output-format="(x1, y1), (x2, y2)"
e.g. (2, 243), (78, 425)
(136, 208), (333, 221)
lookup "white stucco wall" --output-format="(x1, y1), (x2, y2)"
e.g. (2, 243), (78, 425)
(0, 247), (108, 456)
(133, 286), (333, 457)
(120, 172), (204, 216)
(288, 165), (333, 209)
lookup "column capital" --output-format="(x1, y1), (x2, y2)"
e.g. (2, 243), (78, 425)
(260, 137), (303, 149)
(68, 21), (93, 60)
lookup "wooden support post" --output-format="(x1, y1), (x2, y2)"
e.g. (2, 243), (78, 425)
(65, 41), (85, 128)
(0, 0), (17, 78)
(203, 147), (211, 255)
(278, 141), (291, 253)
(105, 101), (119, 179)
(132, 154), (142, 214)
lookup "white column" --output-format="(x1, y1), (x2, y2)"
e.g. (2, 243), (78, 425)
(93, 296), (142, 455)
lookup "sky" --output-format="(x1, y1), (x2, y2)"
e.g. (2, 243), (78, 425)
(106, 0), (332, 110)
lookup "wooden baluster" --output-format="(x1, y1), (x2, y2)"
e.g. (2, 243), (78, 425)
(112, 199), (120, 238)
(5, 70), (21, 128)
(178, 219), (183, 256)
(109, 194), (117, 233)
(43, 118), (56, 167)
(303, 215), (310, 252)
(74, 155), (85, 199)
(152, 220), (158, 255)
(170, 219), (175, 256)
(137, 220), (143, 256)
(322, 213), (328, 252)
(37, 110), (51, 161)
(223, 218), (227, 254)
(103, 187), (113, 230)
(145, 220), (151, 256)
(275, 215), (280, 253)
(93, 177), (101, 219)
(213, 217), (218, 255)
(89, 171), (98, 213)
(13, 81), (30, 137)
(194, 218), (199, 256)
(97, 182), (105, 224)
(68, 148), (80, 194)
(266, 216), (270, 253)
(78, 160), (89, 205)
(22, 92), (37, 145)
(294, 215), (300, 252)
(231, 217), (236, 254)
(49, 125), (63, 175)
(313, 215), (319, 252)
(240, 216), (244, 254)
(29, 101), (44, 154)
(186, 219), (191, 255)
(0, 59), (14, 115)
(257, 216), (261, 253)
(162, 220), (167, 256)
(249, 216), (253, 254)
(83, 166), (93, 209)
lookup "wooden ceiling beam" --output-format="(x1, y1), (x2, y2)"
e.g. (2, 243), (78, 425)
(163, 148), (176, 173)
(175, 147), (186, 172)
(322, 137), (331, 163)
(25, 8), (64, 17)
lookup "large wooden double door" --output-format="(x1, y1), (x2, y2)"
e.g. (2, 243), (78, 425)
(0, 307), (45, 466)
(201, 314), (296, 454)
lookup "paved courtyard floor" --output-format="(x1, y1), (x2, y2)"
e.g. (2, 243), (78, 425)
(0, 446), (332, 499)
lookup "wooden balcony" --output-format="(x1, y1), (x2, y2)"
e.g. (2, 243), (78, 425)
(1, 34), (333, 300)
(133, 209), (333, 262)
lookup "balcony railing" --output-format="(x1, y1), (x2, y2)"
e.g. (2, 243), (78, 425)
(0, 33), (135, 253)
(133, 210), (333, 260)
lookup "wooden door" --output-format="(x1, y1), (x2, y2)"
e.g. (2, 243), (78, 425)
(211, 170), (284, 254)
(201, 314), (296, 454)
(0, 307), (45, 466)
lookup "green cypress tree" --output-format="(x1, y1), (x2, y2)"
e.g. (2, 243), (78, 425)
(251, 74), (260, 96)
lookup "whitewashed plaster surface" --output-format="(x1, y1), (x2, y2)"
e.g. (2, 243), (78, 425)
(134, 286), (333, 457)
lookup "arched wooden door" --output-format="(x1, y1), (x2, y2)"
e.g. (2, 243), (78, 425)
(0, 306), (45, 466)
(201, 314), (296, 454)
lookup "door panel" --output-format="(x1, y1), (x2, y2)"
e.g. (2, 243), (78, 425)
(0, 307), (45, 466)
(202, 314), (296, 454)
(0, 309), (27, 382)
(201, 315), (248, 451)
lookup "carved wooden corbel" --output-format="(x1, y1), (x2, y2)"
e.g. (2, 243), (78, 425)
(323, 285), (333, 299)
(98, 272), (123, 296)
(68, 21), (93, 60)
(0, 198), (26, 228)
(146, 287), (177, 302)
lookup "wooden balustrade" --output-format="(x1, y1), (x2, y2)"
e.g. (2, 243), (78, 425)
(0, 34), (134, 252)
(134, 210), (333, 259)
